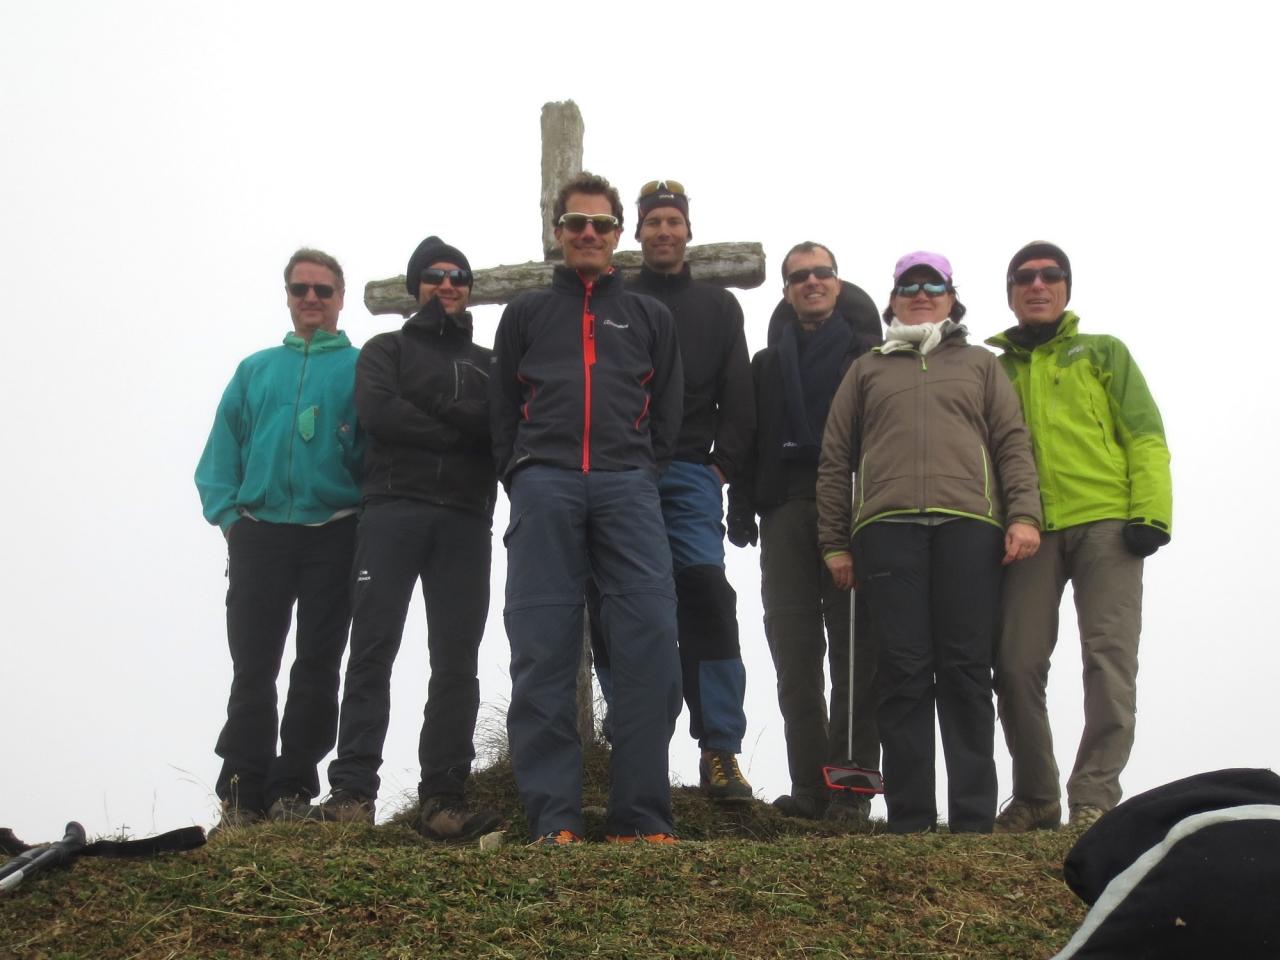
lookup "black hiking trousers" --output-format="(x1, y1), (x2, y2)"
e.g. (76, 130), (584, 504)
(852, 518), (1002, 834)
(216, 515), (357, 812)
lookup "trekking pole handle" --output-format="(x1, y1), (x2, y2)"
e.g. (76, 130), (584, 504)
(0, 822), (86, 895)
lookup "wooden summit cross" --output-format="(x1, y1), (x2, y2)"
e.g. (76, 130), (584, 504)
(362, 100), (767, 745)
(363, 100), (766, 313)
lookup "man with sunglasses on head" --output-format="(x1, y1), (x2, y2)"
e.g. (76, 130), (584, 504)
(587, 179), (756, 805)
(318, 236), (502, 841)
(727, 242), (882, 822)
(989, 241), (1172, 834)
(196, 248), (363, 831)
(491, 172), (684, 845)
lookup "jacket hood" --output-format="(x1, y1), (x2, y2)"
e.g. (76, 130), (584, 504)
(987, 311), (1079, 355)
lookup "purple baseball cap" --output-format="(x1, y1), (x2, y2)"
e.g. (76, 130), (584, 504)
(894, 251), (953, 282)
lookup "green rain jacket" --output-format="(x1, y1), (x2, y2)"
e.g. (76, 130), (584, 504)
(196, 329), (363, 532)
(986, 312), (1171, 537)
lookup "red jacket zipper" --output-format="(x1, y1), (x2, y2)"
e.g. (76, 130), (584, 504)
(581, 278), (596, 472)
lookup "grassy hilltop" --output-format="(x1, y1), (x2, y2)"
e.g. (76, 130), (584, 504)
(1, 750), (1086, 959)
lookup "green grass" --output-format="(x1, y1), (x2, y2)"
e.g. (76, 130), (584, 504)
(1, 751), (1086, 959)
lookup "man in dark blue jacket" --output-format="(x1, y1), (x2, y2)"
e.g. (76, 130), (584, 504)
(491, 172), (684, 844)
(320, 237), (500, 841)
(590, 179), (756, 803)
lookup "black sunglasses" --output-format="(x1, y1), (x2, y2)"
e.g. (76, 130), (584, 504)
(786, 266), (838, 286)
(420, 267), (473, 286)
(287, 282), (336, 299)
(558, 213), (620, 233)
(1010, 266), (1068, 286)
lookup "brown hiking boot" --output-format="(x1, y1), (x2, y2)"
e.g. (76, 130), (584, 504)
(772, 793), (826, 820)
(825, 791), (872, 823)
(994, 797), (1062, 834)
(267, 794), (321, 822)
(700, 752), (753, 803)
(317, 789), (375, 824)
(417, 795), (502, 842)
(1068, 804), (1105, 831)
(210, 799), (263, 836)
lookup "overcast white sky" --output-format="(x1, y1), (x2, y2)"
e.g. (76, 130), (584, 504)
(2, 1), (1276, 841)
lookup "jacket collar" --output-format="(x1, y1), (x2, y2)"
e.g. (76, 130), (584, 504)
(404, 296), (474, 340)
(283, 328), (352, 353)
(635, 262), (692, 292)
(987, 311), (1080, 355)
(552, 264), (621, 296)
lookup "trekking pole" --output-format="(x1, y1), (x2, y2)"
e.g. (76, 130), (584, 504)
(0, 822), (85, 895)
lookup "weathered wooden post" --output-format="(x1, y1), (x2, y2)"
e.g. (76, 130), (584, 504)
(363, 100), (766, 750)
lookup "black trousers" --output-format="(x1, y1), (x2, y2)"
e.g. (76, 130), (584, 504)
(327, 500), (491, 801)
(216, 515), (357, 811)
(852, 519), (1001, 833)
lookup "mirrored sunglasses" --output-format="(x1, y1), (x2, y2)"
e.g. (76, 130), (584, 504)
(558, 213), (620, 233)
(420, 267), (473, 286)
(786, 266), (838, 285)
(1011, 266), (1068, 286)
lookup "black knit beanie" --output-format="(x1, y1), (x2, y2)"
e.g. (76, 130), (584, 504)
(1006, 241), (1071, 305)
(635, 183), (691, 240)
(405, 236), (473, 296)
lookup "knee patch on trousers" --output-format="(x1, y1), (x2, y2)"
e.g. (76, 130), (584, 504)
(675, 566), (741, 661)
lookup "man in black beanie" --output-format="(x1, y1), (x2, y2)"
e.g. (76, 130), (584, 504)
(587, 179), (756, 803)
(989, 241), (1173, 834)
(320, 236), (502, 841)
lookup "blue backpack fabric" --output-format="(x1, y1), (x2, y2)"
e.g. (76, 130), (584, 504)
(1052, 768), (1280, 959)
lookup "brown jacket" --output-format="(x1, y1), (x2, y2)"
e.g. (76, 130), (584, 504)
(816, 331), (1041, 554)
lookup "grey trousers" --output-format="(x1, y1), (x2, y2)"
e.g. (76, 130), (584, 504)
(995, 519), (1144, 810)
(760, 498), (878, 801)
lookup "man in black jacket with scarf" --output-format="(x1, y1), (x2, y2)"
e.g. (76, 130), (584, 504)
(728, 241), (881, 820)
(320, 236), (501, 841)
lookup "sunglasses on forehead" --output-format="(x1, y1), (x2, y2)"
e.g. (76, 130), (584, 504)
(287, 282), (336, 299)
(558, 212), (620, 233)
(420, 267), (473, 286)
(1010, 266), (1068, 286)
(639, 179), (686, 198)
(786, 265), (838, 286)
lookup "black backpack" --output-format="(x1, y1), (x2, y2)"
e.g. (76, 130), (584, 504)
(1053, 768), (1280, 959)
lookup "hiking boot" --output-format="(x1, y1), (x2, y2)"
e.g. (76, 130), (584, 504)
(317, 789), (375, 824)
(993, 797), (1061, 834)
(1068, 804), (1105, 831)
(605, 832), (679, 845)
(267, 794), (321, 822)
(210, 800), (263, 836)
(825, 791), (872, 823)
(416, 795), (502, 842)
(531, 829), (582, 846)
(772, 793), (825, 820)
(700, 752), (754, 803)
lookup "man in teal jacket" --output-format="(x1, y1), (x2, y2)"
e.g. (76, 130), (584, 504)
(988, 242), (1172, 834)
(195, 248), (363, 830)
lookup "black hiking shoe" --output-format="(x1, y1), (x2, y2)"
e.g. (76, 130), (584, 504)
(825, 791), (872, 823)
(772, 793), (825, 820)
(416, 795), (502, 842)
(210, 799), (264, 836)
(267, 794), (320, 822)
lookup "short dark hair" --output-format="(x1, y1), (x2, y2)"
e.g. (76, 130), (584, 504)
(284, 248), (345, 292)
(781, 241), (838, 282)
(554, 171), (624, 231)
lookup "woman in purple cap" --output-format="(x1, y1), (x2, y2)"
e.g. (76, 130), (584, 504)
(814, 251), (1042, 833)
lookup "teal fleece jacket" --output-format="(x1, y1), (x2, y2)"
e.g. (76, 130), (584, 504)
(196, 329), (363, 532)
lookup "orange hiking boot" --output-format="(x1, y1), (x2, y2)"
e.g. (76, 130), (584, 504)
(605, 832), (679, 845)
(532, 829), (583, 846)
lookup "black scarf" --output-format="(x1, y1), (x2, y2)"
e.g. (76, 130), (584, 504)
(776, 314), (852, 462)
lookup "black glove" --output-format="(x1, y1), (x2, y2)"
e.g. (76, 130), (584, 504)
(1122, 521), (1169, 558)
(727, 513), (758, 548)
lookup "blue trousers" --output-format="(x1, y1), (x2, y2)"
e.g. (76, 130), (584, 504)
(503, 466), (681, 839)
(591, 460), (748, 752)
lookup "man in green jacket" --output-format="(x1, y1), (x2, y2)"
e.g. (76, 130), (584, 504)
(195, 248), (363, 830)
(988, 241), (1172, 833)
